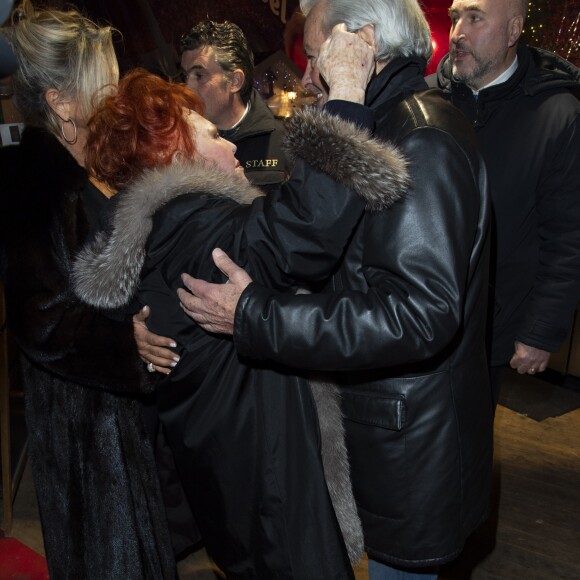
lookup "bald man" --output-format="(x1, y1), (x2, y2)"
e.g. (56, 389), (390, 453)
(432, 0), (580, 406)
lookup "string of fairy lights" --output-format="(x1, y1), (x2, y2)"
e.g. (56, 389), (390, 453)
(522, 0), (580, 64)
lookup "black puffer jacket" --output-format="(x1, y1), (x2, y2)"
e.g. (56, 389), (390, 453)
(0, 128), (176, 579)
(434, 44), (580, 364)
(234, 58), (493, 567)
(73, 107), (409, 579)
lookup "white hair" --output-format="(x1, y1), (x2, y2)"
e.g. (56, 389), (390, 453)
(300, 0), (433, 61)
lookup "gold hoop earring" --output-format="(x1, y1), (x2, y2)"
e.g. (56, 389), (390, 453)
(60, 118), (77, 145)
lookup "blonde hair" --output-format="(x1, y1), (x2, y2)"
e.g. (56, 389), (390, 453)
(5, 0), (119, 135)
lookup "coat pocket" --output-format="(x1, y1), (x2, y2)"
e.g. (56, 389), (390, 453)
(341, 390), (406, 431)
(341, 389), (408, 520)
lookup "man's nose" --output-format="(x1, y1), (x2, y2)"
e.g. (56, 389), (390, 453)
(450, 20), (465, 44)
(301, 63), (312, 90)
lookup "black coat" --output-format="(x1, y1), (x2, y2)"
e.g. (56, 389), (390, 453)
(0, 128), (176, 579)
(73, 107), (409, 579)
(234, 58), (493, 567)
(222, 88), (291, 193)
(434, 44), (580, 364)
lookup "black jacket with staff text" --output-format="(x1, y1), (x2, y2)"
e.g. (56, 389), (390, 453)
(221, 88), (290, 193)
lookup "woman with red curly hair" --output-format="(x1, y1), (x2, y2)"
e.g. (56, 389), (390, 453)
(74, 68), (409, 578)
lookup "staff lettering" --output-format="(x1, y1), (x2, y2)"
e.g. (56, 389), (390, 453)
(245, 159), (280, 168)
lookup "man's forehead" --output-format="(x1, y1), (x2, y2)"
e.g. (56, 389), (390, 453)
(450, 0), (484, 11)
(182, 45), (219, 68)
(449, 0), (509, 13)
(450, 0), (513, 18)
(304, 13), (328, 53)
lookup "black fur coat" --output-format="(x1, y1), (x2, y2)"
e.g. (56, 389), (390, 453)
(0, 128), (175, 579)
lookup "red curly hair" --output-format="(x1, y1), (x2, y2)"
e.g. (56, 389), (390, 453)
(86, 68), (205, 190)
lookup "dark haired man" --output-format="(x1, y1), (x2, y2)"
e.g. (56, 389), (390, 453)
(180, 20), (289, 192)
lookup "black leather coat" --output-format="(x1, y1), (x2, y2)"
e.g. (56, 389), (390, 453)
(234, 58), (494, 567)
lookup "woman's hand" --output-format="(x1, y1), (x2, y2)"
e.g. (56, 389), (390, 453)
(133, 305), (179, 375)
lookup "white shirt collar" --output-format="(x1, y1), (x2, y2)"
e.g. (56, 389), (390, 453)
(472, 55), (519, 95)
(228, 102), (251, 131)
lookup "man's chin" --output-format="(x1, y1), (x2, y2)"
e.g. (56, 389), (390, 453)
(451, 63), (470, 84)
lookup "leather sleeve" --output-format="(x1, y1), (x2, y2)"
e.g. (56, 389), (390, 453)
(234, 128), (485, 370)
(233, 105), (409, 290)
(239, 161), (366, 289)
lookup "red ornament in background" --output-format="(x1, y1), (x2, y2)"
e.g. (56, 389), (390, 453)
(423, 0), (452, 76)
(284, 8), (308, 73)
(288, 35), (308, 73)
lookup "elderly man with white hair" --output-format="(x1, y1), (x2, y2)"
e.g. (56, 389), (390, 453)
(175, 0), (494, 578)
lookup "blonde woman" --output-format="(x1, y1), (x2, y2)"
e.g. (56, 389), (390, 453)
(0, 3), (175, 577)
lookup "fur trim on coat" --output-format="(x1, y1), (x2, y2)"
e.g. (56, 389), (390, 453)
(284, 107), (409, 211)
(73, 163), (257, 310)
(310, 377), (365, 564)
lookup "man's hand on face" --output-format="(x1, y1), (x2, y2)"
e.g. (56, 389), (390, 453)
(178, 248), (253, 335)
(318, 23), (376, 104)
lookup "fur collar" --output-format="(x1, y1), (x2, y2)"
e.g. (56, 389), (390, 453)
(283, 107), (408, 211)
(73, 107), (409, 309)
(73, 161), (259, 309)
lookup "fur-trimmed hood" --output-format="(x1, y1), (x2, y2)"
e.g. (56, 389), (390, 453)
(73, 162), (261, 309)
(73, 107), (408, 309)
(283, 107), (408, 211)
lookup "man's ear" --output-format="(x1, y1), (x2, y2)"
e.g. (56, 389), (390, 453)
(229, 69), (245, 95)
(356, 23), (377, 55)
(45, 87), (70, 121)
(508, 15), (524, 47)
